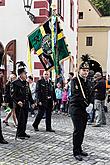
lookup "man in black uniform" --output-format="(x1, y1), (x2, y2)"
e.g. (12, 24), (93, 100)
(11, 62), (34, 139)
(33, 71), (56, 132)
(70, 55), (91, 161)
(0, 66), (8, 144)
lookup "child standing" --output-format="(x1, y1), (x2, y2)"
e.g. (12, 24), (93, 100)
(55, 82), (62, 114)
(62, 87), (68, 114)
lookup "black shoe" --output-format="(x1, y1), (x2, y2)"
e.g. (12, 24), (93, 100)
(92, 124), (101, 127)
(81, 151), (88, 156)
(3, 121), (9, 126)
(0, 139), (8, 144)
(46, 129), (55, 132)
(25, 134), (30, 138)
(32, 124), (39, 131)
(17, 136), (25, 140)
(34, 127), (39, 131)
(102, 123), (106, 125)
(74, 155), (82, 161)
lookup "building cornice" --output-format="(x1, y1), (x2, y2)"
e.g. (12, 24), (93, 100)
(79, 26), (110, 28)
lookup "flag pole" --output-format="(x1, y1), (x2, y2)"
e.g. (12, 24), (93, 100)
(51, 3), (59, 78)
(27, 40), (32, 75)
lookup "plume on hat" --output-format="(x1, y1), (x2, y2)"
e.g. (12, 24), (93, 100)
(16, 61), (27, 75)
(81, 54), (91, 62)
(79, 54), (91, 70)
(16, 61), (26, 69)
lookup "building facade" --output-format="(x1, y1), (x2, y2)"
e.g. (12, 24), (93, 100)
(78, 0), (110, 76)
(0, 0), (78, 81)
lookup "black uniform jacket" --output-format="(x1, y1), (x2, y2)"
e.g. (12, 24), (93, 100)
(36, 78), (56, 104)
(11, 78), (34, 106)
(70, 76), (92, 114)
(0, 87), (3, 107)
(4, 81), (13, 108)
(0, 80), (4, 107)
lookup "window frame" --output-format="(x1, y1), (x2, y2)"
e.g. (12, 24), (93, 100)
(79, 12), (83, 19)
(57, 0), (64, 21)
(70, 0), (74, 31)
(0, 0), (5, 6)
(86, 37), (93, 46)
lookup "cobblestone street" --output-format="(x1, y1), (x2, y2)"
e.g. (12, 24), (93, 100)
(0, 105), (110, 165)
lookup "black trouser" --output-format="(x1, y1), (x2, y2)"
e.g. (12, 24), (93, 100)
(56, 99), (62, 111)
(70, 107), (88, 156)
(62, 101), (68, 113)
(33, 100), (53, 130)
(29, 106), (35, 115)
(0, 119), (4, 141)
(15, 104), (28, 137)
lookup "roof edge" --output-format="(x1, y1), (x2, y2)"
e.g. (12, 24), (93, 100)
(88, 0), (102, 17)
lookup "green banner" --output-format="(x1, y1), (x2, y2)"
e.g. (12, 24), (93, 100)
(28, 18), (70, 72)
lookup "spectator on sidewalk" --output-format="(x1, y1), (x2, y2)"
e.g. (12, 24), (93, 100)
(27, 76), (36, 117)
(67, 72), (74, 99)
(3, 72), (17, 127)
(87, 70), (95, 124)
(55, 82), (62, 114)
(61, 87), (68, 114)
(93, 72), (106, 127)
(67, 72), (74, 116)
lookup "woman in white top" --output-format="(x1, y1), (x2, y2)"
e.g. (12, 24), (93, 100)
(27, 76), (36, 117)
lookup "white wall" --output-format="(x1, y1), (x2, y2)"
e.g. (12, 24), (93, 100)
(107, 31), (110, 76)
(0, 0), (78, 79)
(53, 0), (78, 79)
(0, 0), (37, 71)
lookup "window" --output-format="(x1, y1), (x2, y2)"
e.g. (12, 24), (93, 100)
(0, 0), (5, 6)
(79, 12), (83, 19)
(70, 0), (74, 30)
(86, 37), (93, 46)
(58, 0), (64, 20)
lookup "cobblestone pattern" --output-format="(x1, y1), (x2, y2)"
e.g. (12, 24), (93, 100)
(0, 104), (110, 165)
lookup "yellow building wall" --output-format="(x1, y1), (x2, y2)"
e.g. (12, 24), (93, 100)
(79, 0), (101, 26)
(78, 0), (110, 73)
(79, 0), (110, 26)
(78, 28), (108, 72)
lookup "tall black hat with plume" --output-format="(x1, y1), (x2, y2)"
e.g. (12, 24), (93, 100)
(79, 54), (90, 70)
(16, 61), (27, 75)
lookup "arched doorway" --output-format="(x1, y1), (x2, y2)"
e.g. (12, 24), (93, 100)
(5, 40), (16, 80)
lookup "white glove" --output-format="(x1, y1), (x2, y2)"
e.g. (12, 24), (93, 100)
(86, 103), (93, 113)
